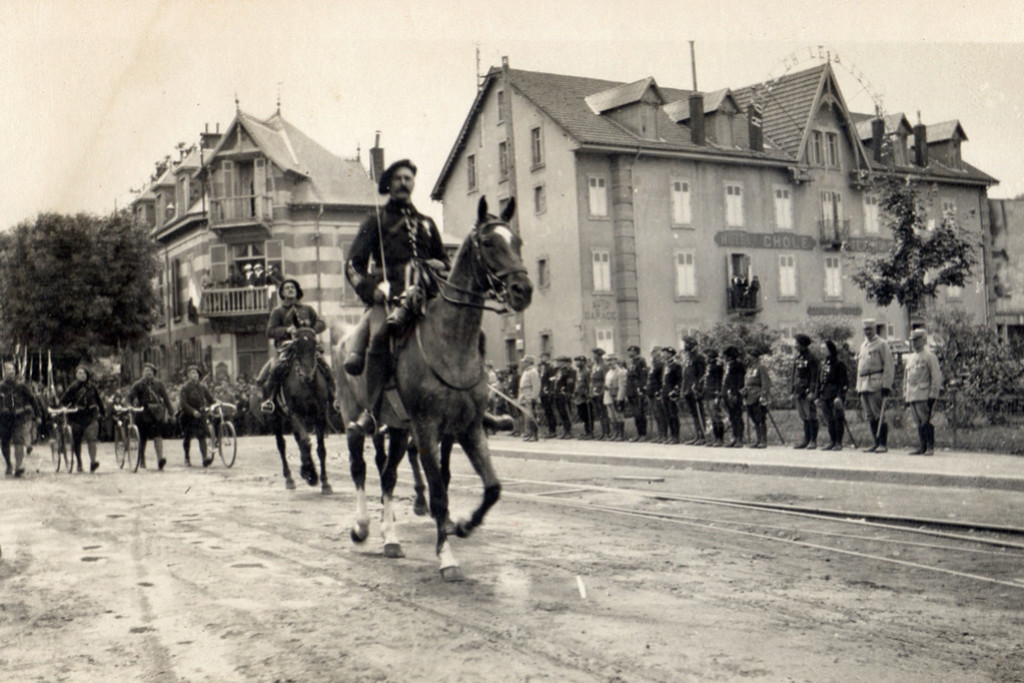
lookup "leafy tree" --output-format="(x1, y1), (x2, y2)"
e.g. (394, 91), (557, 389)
(0, 211), (160, 368)
(849, 175), (979, 329)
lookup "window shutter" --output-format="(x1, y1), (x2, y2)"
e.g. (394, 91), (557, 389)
(210, 245), (228, 284)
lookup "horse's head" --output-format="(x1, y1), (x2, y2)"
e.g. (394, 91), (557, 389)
(288, 327), (320, 376)
(469, 196), (533, 312)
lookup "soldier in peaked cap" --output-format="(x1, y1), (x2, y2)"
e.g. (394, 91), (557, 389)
(660, 347), (682, 444)
(625, 344), (649, 441)
(589, 348), (611, 439)
(791, 334), (821, 450)
(743, 345), (772, 449)
(680, 337), (707, 445)
(857, 318), (895, 453)
(904, 329), (942, 455)
(343, 159), (451, 438)
(702, 348), (726, 447)
(553, 356), (576, 439)
(573, 355), (593, 438)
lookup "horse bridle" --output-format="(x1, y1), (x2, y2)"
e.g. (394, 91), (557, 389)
(433, 218), (527, 313)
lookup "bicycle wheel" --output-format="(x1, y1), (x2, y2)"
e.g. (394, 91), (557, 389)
(114, 424), (127, 468)
(127, 425), (140, 472)
(62, 424), (75, 473)
(218, 421), (237, 468)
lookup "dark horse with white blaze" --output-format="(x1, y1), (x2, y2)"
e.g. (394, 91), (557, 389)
(336, 196), (532, 581)
(260, 327), (333, 493)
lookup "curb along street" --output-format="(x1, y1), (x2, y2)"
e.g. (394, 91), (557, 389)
(483, 434), (1024, 491)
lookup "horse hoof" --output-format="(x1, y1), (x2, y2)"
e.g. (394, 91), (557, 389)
(285, 479), (296, 490)
(453, 521), (472, 539)
(440, 566), (464, 583)
(413, 496), (428, 517)
(383, 543), (405, 559)
(350, 526), (369, 544)
(321, 484), (333, 495)
(301, 465), (318, 487)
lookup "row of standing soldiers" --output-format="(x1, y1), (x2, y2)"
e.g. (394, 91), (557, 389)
(498, 335), (854, 450)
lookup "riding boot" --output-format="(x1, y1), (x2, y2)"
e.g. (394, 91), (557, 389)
(88, 441), (99, 472)
(155, 439), (166, 470)
(183, 441), (191, 466)
(909, 426), (926, 455)
(876, 424), (889, 453)
(13, 444), (25, 477)
(795, 422), (810, 449)
(807, 420), (818, 450)
(755, 421), (767, 448)
(925, 424), (935, 455)
(864, 419), (879, 453)
(348, 352), (388, 437)
(261, 372), (279, 414)
(200, 440), (212, 467)
(832, 421), (843, 452)
(343, 311), (371, 376)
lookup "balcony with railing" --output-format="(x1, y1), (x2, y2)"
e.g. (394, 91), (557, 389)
(726, 277), (761, 317)
(199, 286), (272, 317)
(818, 219), (850, 250)
(209, 194), (273, 228)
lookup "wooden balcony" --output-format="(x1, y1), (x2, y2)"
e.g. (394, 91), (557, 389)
(209, 195), (273, 228)
(200, 286), (272, 317)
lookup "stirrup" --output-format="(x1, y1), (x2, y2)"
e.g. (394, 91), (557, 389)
(261, 399), (275, 414)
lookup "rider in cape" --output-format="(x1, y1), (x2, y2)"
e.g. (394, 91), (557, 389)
(257, 278), (336, 414)
(342, 159), (451, 437)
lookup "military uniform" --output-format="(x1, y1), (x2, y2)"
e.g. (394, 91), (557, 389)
(680, 344), (706, 445)
(856, 320), (895, 452)
(178, 370), (215, 467)
(0, 373), (36, 476)
(722, 348), (746, 447)
(743, 351), (772, 449)
(791, 335), (821, 450)
(572, 358), (593, 438)
(817, 341), (850, 451)
(661, 349), (682, 444)
(625, 347), (649, 441)
(539, 357), (558, 438)
(904, 330), (942, 455)
(127, 368), (173, 469)
(553, 358), (576, 438)
(702, 350), (726, 447)
(61, 369), (105, 472)
(589, 351), (610, 439)
(646, 350), (667, 442)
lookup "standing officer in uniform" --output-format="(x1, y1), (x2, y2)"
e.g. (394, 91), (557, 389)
(127, 362), (173, 470)
(791, 334), (821, 450)
(572, 355), (592, 439)
(342, 159), (451, 437)
(702, 348), (726, 447)
(722, 346), (746, 448)
(680, 338), (706, 445)
(553, 356), (576, 439)
(743, 345), (772, 449)
(589, 348), (610, 440)
(661, 347), (682, 444)
(818, 339), (850, 451)
(517, 355), (541, 442)
(646, 346), (667, 443)
(904, 329), (942, 455)
(178, 364), (215, 467)
(856, 318), (895, 453)
(538, 353), (558, 438)
(625, 345), (649, 442)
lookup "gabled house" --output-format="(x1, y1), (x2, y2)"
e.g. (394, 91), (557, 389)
(432, 58), (997, 361)
(131, 109), (381, 382)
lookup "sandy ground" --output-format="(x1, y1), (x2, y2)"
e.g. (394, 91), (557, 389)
(2, 435), (1023, 682)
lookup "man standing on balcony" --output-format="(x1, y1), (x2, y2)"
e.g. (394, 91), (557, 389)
(342, 159), (451, 437)
(256, 279), (334, 414)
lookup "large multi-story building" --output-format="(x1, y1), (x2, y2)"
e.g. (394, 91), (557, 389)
(432, 58), (997, 362)
(130, 108), (382, 381)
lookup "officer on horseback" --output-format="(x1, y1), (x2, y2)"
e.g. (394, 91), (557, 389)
(257, 278), (335, 414)
(342, 159), (451, 437)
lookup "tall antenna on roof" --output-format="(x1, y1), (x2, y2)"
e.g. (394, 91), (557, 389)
(689, 40), (698, 91)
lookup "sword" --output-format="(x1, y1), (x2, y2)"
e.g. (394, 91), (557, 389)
(765, 406), (785, 445)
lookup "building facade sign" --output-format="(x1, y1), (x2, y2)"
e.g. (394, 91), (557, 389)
(714, 230), (816, 250)
(807, 305), (863, 317)
(842, 237), (892, 253)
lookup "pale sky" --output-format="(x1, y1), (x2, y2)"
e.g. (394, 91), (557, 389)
(2, 0), (1023, 232)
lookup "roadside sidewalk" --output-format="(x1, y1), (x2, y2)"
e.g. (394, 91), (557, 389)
(486, 434), (1024, 491)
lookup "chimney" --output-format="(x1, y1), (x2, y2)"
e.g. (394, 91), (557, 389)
(688, 92), (705, 145)
(369, 131), (385, 185)
(913, 113), (928, 167)
(747, 105), (763, 152)
(871, 117), (885, 162)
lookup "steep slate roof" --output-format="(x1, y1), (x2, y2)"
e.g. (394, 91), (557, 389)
(434, 62), (996, 197)
(927, 120), (968, 142)
(584, 77), (663, 114)
(203, 110), (377, 207)
(732, 64), (828, 158)
(853, 112), (914, 140)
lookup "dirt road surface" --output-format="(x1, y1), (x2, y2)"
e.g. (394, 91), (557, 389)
(3, 436), (1023, 681)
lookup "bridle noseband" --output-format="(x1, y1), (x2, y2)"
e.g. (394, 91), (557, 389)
(434, 218), (527, 313)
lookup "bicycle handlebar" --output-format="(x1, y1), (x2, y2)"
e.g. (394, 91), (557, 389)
(113, 405), (146, 413)
(49, 406), (80, 414)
